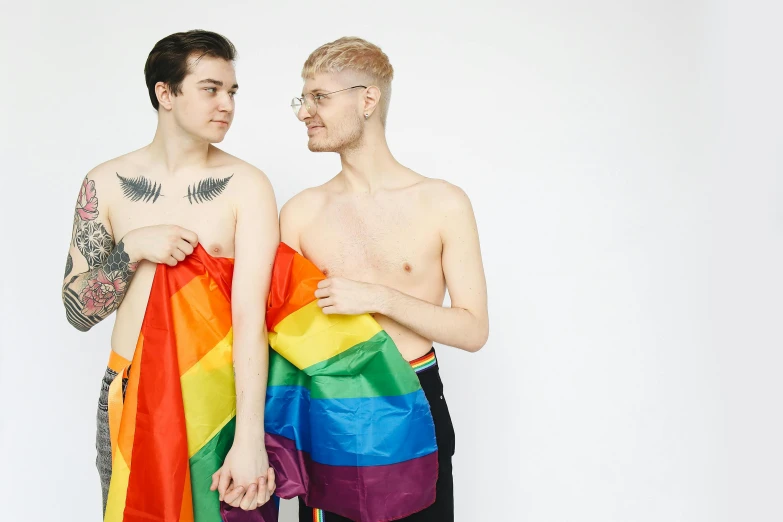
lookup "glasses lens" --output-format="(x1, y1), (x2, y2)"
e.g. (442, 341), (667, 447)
(291, 97), (303, 116)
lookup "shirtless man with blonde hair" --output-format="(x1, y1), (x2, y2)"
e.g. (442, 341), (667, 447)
(284, 36), (489, 522)
(61, 30), (276, 516)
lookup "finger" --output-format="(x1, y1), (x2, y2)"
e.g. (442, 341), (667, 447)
(239, 483), (258, 511)
(177, 239), (194, 256)
(321, 306), (337, 315)
(172, 249), (186, 262)
(217, 470), (232, 500)
(253, 474), (267, 507)
(178, 227), (199, 246)
(224, 485), (245, 507)
(317, 279), (331, 289)
(314, 288), (329, 298)
(317, 298), (334, 308)
(267, 468), (276, 494)
(210, 470), (220, 491)
(165, 256), (178, 267)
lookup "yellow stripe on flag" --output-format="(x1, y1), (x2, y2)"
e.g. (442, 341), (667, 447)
(180, 328), (236, 457)
(269, 301), (382, 370)
(104, 451), (130, 522)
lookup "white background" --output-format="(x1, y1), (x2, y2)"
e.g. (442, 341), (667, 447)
(1, 1), (781, 521)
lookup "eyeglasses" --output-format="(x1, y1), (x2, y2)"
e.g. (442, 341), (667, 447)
(291, 85), (367, 117)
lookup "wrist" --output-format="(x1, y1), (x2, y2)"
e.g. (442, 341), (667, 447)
(375, 285), (395, 315)
(233, 426), (265, 445)
(119, 232), (142, 263)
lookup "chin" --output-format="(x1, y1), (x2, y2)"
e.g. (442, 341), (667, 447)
(203, 130), (229, 144)
(307, 138), (337, 153)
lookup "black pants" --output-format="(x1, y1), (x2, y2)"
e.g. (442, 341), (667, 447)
(299, 348), (455, 521)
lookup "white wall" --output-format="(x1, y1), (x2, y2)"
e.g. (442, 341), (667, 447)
(1, 1), (780, 521)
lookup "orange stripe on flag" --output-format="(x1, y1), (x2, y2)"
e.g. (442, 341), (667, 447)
(170, 273), (233, 375)
(267, 243), (323, 330)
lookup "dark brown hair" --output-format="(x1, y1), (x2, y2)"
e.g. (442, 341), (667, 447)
(144, 30), (237, 110)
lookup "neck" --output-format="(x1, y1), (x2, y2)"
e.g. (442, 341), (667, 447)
(147, 115), (212, 174)
(339, 128), (400, 193)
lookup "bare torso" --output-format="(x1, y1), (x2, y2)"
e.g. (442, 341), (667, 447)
(104, 147), (244, 360)
(294, 173), (449, 361)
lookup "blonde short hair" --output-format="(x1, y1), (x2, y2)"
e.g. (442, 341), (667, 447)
(302, 37), (394, 125)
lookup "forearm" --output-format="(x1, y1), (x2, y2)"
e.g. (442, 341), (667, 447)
(62, 240), (138, 332)
(232, 321), (268, 442)
(379, 287), (489, 352)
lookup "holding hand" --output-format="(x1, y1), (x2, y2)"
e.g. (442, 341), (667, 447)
(122, 225), (198, 266)
(210, 442), (276, 510)
(315, 277), (390, 316)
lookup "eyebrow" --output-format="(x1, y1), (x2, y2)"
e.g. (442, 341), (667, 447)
(197, 79), (239, 89)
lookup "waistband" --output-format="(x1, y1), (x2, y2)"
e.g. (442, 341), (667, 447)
(108, 351), (131, 373)
(409, 347), (438, 374)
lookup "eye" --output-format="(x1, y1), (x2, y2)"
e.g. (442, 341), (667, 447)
(205, 87), (217, 93)
(229, 91), (237, 98)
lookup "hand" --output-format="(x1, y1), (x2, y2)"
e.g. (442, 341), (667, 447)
(122, 225), (198, 266)
(314, 277), (388, 315)
(210, 441), (275, 510)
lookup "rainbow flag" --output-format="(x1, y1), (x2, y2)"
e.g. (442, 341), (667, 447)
(104, 242), (437, 522)
(104, 244), (244, 521)
(223, 243), (438, 521)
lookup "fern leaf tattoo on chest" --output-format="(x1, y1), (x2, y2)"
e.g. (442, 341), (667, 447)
(185, 174), (234, 204)
(116, 173), (163, 203)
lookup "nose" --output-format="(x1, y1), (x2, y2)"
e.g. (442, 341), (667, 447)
(297, 103), (309, 122)
(218, 92), (235, 113)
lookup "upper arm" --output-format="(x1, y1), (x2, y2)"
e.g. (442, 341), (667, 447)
(64, 171), (115, 285)
(232, 168), (280, 331)
(439, 184), (489, 330)
(279, 198), (301, 254)
(280, 189), (322, 255)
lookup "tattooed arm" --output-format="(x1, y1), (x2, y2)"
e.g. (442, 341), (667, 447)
(62, 174), (138, 332)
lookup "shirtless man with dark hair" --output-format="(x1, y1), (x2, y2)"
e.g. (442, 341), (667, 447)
(61, 29), (276, 516)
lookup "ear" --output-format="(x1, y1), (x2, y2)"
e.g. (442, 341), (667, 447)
(362, 86), (381, 119)
(155, 81), (174, 111)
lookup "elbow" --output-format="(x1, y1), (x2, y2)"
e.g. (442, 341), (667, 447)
(66, 316), (93, 332)
(462, 323), (489, 353)
(63, 299), (93, 332)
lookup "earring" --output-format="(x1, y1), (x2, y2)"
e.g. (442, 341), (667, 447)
(364, 113), (369, 119)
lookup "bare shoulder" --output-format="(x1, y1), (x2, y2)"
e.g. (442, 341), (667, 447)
(280, 185), (329, 228)
(416, 177), (474, 213)
(83, 149), (144, 184)
(208, 149), (275, 201)
(76, 151), (150, 214)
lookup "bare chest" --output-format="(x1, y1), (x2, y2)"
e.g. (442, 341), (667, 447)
(108, 187), (237, 258)
(300, 198), (443, 287)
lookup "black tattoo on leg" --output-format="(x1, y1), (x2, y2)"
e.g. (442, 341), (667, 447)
(117, 173), (163, 203)
(65, 253), (73, 279)
(184, 174), (233, 204)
